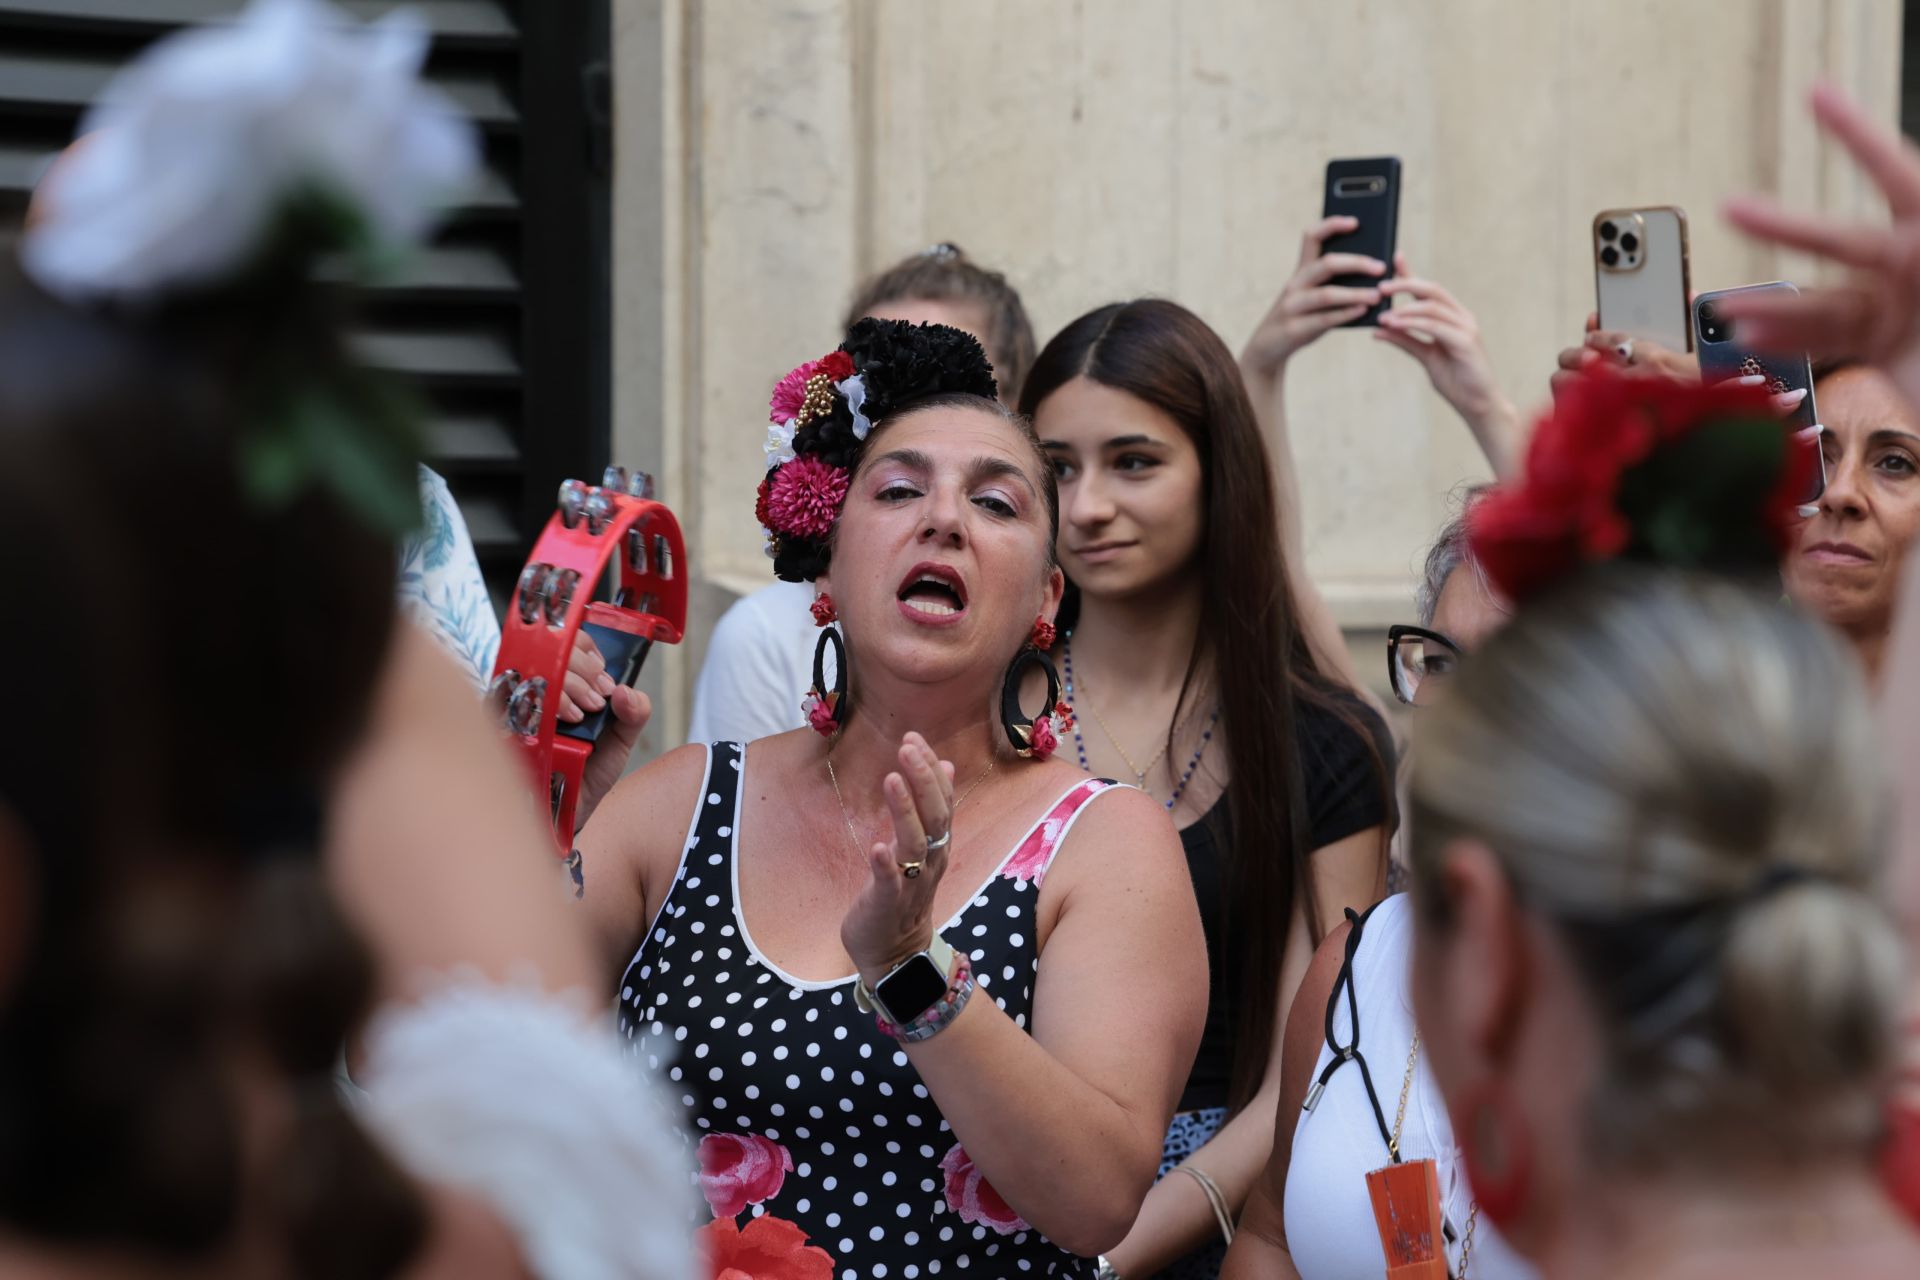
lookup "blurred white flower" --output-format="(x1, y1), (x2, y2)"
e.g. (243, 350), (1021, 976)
(22, 0), (477, 303)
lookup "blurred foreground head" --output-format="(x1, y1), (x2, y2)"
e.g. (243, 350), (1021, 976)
(0, 0), (475, 1272)
(1405, 368), (1905, 1255)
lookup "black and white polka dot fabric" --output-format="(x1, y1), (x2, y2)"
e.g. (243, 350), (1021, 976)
(618, 742), (1120, 1278)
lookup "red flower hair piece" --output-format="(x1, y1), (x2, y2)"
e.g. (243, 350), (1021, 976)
(764, 456), (851, 540)
(1468, 367), (1814, 603)
(698, 1214), (834, 1280)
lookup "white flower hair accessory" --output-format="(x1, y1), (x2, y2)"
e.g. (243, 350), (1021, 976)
(837, 373), (873, 441)
(22, 0), (477, 303)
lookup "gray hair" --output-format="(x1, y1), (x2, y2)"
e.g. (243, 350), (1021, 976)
(1416, 489), (1491, 627)
(1409, 570), (1902, 1170)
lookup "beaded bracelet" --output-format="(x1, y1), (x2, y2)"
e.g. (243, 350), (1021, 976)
(874, 953), (975, 1044)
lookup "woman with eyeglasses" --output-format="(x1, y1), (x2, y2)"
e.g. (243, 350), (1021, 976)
(1388, 495), (1511, 709)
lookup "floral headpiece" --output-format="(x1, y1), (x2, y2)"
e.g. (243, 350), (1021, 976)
(1468, 367), (1816, 602)
(759, 317), (998, 582)
(19, 0), (477, 535)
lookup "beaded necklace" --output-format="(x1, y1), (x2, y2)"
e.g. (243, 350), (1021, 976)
(1060, 634), (1218, 812)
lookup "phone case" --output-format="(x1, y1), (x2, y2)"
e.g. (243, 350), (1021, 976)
(1694, 282), (1825, 503)
(1594, 206), (1692, 352)
(1366, 1158), (1449, 1280)
(1322, 156), (1401, 327)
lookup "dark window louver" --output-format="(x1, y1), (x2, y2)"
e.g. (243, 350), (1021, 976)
(0, 0), (612, 610)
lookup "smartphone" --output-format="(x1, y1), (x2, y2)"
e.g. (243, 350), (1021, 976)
(557, 616), (654, 745)
(1693, 282), (1825, 504)
(1321, 157), (1401, 327)
(1594, 206), (1692, 352)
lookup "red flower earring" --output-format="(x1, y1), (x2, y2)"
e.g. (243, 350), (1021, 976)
(1029, 617), (1056, 652)
(810, 593), (837, 627)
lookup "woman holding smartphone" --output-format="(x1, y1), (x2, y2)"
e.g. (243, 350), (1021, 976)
(1555, 327), (1920, 686)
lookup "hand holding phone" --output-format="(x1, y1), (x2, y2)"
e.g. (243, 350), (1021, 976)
(1321, 157), (1401, 327)
(1694, 282), (1825, 504)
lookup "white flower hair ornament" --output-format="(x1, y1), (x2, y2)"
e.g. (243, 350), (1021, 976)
(23, 0), (476, 301)
(18, 0), (480, 535)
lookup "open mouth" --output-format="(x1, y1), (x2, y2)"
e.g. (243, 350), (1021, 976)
(896, 562), (968, 619)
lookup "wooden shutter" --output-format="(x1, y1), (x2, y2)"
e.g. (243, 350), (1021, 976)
(0, 0), (611, 600)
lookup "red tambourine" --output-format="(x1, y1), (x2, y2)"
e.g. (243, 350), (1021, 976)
(488, 467), (686, 856)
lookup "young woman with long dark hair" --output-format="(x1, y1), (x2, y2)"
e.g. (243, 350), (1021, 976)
(1018, 300), (1394, 1277)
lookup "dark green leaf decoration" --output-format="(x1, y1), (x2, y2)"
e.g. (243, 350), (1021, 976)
(1614, 415), (1788, 577)
(226, 183), (427, 538)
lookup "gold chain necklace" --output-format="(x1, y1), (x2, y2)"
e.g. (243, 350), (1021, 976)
(1074, 664), (1172, 786)
(824, 755), (996, 860)
(1394, 1033), (1479, 1279)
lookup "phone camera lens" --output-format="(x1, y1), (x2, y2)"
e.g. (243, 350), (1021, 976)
(1600, 246), (1619, 267)
(1620, 232), (1640, 253)
(1698, 302), (1718, 325)
(1600, 221), (1618, 241)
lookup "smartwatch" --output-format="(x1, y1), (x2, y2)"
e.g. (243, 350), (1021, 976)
(854, 934), (959, 1026)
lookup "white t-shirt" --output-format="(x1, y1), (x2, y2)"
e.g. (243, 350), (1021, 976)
(1284, 894), (1535, 1280)
(687, 579), (818, 744)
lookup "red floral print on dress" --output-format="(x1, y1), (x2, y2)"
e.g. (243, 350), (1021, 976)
(1001, 779), (1113, 885)
(939, 1143), (1030, 1235)
(698, 1213), (834, 1280)
(697, 1132), (794, 1219)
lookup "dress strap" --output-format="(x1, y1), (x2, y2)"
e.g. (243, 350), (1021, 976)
(998, 776), (1123, 885)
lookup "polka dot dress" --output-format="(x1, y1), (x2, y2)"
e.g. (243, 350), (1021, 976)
(619, 742), (1119, 1278)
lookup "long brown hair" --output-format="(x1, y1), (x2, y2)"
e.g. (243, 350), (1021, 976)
(1020, 298), (1387, 1106)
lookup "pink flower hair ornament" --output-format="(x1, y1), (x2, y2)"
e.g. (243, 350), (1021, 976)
(764, 456), (849, 540)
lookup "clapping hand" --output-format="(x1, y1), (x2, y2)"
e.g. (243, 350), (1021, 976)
(839, 733), (959, 987)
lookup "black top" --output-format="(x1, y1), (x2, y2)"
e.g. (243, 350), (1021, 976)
(1176, 692), (1395, 1112)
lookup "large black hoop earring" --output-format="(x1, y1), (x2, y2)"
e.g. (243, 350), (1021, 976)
(806, 625), (849, 737)
(1000, 647), (1062, 759)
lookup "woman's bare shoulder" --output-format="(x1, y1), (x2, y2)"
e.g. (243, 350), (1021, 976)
(585, 740), (713, 858)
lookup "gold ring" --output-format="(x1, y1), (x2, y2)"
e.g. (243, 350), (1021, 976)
(898, 860), (925, 879)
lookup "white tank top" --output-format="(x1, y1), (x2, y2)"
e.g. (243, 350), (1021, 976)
(1283, 894), (1536, 1280)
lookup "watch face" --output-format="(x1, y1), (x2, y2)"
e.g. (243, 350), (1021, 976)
(875, 955), (949, 1024)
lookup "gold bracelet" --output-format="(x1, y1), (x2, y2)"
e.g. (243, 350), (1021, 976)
(1174, 1163), (1235, 1244)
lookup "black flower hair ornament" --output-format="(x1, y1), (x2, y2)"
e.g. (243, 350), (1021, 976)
(757, 318), (998, 583)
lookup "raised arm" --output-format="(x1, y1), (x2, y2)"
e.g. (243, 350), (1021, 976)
(1243, 228), (1522, 690)
(327, 623), (601, 1001)
(839, 736), (1208, 1257)
(1241, 216), (1385, 687)
(1376, 253), (1524, 477)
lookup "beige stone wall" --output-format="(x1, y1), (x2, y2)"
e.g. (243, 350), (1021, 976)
(613, 0), (1903, 749)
